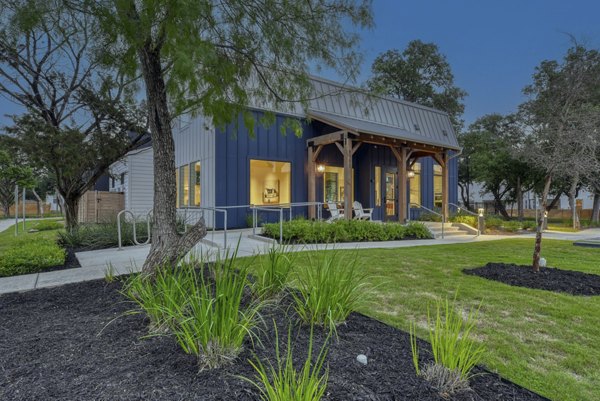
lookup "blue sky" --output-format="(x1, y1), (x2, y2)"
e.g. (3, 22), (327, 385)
(1, 1), (599, 130)
(344, 0), (600, 127)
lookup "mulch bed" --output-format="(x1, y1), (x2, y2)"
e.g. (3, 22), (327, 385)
(0, 280), (548, 401)
(464, 263), (600, 296)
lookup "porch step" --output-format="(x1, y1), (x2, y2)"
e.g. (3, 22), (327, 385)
(420, 221), (477, 239)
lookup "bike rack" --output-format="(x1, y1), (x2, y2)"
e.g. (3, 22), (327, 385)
(117, 209), (152, 250)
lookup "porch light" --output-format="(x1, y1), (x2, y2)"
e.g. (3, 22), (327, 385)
(316, 164), (325, 173)
(478, 208), (484, 217)
(407, 170), (415, 178)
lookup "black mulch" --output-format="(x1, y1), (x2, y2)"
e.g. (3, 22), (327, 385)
(40, 247), (81, 273)
(0, 280), (548, 401)
(464, 263), (600, 296)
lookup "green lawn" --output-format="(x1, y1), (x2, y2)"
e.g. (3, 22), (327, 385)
(0, 219), (66, 277)
(287, 239), (600, 401)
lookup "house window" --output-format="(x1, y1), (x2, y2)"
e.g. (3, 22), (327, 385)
(250, 159), (291, 206)
(322, 166), (354, 204)
(434, 164), (442, 208)
(374, 166), (381, 207)
(180, 164), (190, 206)
(192, 162), (201, 207)
(409, 162), (421, 206)
(111, 177), (115, 188)
(120, 173), (125, 185)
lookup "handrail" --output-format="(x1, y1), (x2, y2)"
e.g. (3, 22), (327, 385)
(254, 201), (324, 222)
(448, 203), (481, 236)
(251, 206), (284, 243)
(117, 209), (152, 250)
(191, 206), (228, 249)
(409, 203), (444, 239)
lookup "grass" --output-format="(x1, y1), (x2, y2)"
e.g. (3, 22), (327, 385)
(283, 239), (600, 401)
(0, 219), (65, 277)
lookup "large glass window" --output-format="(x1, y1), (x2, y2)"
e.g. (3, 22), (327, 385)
(181, 164), (190, 206)
(177, 161), (201, 207)
(409, 162), (421, 206)
(322, 166), (354, 203)
(434, 164), (443, 208)
(250, 159), (291, 205)
(175, 168), (180, 208)
(374, 166), (381, 207)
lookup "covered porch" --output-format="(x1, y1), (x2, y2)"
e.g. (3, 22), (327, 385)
(306, 110), (460, 223)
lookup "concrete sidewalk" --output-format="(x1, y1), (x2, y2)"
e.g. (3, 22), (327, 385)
(2, 227), (599, 296)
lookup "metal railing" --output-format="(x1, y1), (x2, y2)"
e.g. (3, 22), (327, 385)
(409, 203), (445, 239)
(117, 209), (152, 250)
(250, 202), (325, 244)
(251, 206), (284, 243)
(183, 206), (228, 249)
(449, 203), (481, 236)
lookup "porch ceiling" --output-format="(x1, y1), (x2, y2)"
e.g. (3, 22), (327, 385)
(307, 110), (461, 151)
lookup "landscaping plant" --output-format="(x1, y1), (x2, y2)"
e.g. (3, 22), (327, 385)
(0, 237), (65, 277)
(292, 250), (371, 333)
(410, 296), (485, 394)
(252, 243), (296, 301)
(241, 324), (329, 401)
(33, 220), (64, 231)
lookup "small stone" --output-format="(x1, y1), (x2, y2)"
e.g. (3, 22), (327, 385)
(356, 354), (368, 365)
(539, 258), (547, 268)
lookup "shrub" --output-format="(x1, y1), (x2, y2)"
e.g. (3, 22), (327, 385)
(33, 220), (63, 231)
(417, 212), (443, 222)
(0, 237), (65, 277)
(484, 216), (504, 230)
(450, 215), (477, 228)
(521, 220), (537, 230)
(502, 220), (522, 232)
(292, 251), (370, 332)
(58, 219), (151, 250)
(241, 324), (329, 401)
(410, 296), (485, 394)
(262, 220), (432, 243)
(252, 243), (296, 300)
(124, 249), (263, 370)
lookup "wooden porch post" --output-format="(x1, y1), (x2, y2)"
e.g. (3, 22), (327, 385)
(442, 151), (449, 222)
(343, 133), (353, 219)
(391, 146), (408, 223)
(307, 145), (316, 219)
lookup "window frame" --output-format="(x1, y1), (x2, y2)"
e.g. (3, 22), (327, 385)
(249, 158), (292, 206)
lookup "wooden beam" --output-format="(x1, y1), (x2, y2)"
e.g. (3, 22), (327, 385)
(343, 135), (353, 219)
(307, 130), (345, 147)
(441, 150), (449, 222)
(351, 142), (362, 155)
(398, 147), (408, 223)
(308, 145), (316, 219)
(312, 144), (323, 162)
(433, 152), (446, 168)
(335, 141), (344, 154)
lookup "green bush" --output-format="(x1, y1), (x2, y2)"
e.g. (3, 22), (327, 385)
(262, 220), (432, 243)
(33, 220), (64, 231)
(484, 216), (504, 230)
(521, 220), (537, 230)
(292, 251), (370, 332)
(252, 243), (296, 301)
(410, 296), (485, 394)
(0, 237), (65, 277)
(242, 324), (329, 401)
(450, 215), (478, 228)
(123, 249), (262, 370)
(417, 212), (443, 222)
(502, 220), (522, 232)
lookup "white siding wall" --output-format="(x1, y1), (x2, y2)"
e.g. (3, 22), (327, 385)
(173, 114), (216, 227)
(128, 148), (154, 217)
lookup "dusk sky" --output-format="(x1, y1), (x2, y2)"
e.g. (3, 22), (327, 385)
(1, 0), (599, 130)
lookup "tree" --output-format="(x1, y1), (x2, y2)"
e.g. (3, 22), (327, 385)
(367, 40), (467, 132)
(0, 147), (35, 218)
(0, 0), (148, 230)
(463, 114), (536, 219)
(520, 44), (600, 271)
(86, 0), (373, 275)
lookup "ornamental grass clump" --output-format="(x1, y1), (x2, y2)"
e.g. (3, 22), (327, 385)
(410, 296), (485, 394)
(292, 250), (370, 333)
(241, 324), (329, 401)
(252, 243), (296, 301)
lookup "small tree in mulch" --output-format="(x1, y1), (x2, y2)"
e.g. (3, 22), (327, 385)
(519, 44), (600, 271)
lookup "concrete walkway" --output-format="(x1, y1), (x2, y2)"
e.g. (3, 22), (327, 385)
(0, 216), (62, 233)
(2, 227), (600, 296)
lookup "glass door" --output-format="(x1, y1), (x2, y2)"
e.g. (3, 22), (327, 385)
(384, 170), (397, 221)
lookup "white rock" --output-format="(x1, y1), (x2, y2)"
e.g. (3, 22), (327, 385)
(539, 258), (547, 268)
(356, 354), (368, 365)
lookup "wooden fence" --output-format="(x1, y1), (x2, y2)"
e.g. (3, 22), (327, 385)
(78, 191), (125, 223)
(0, 201), (51, 217)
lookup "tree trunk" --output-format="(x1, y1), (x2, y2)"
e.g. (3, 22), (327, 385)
(63, 194), (79, 232)
(567, 175), (579, 230)
(516, 176), (524, 221)
(138, 44), (206, 276)
(592, 191), (600, 224)
(32, 189), (44, 218)
(458, 182), (472, 211)
(492, 191), (510, 219)
(533, 175), (552, 272)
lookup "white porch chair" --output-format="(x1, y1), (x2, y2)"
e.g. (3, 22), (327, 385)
(353, 201), (373, 221)
(326, 202), (344, 222)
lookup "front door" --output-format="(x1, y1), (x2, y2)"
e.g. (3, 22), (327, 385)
(384, 169), (397, 221)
